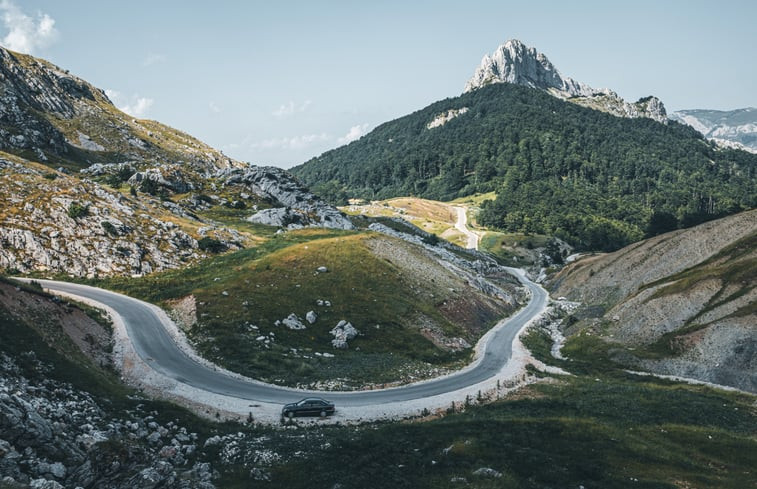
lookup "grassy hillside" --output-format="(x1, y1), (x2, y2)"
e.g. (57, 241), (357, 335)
(341, 197), (469, 247)
(88, 228), (515, 388)
(270, 330), (757, 489)
(292, 83), (757, 251)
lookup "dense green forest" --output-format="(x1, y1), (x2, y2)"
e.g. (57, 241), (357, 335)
(291, 83), (756, 251)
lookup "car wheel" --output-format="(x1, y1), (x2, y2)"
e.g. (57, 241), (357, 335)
(287, 411), (294, 418)
(320, 410), (326, 417)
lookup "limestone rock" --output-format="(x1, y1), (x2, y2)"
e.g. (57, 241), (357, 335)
(472, 467), (503, 478)
(223, 166), (354, 230)
(282, 313), (306, 330)
(330, 320), (358, 349)
(305, 311), (317, 324)
(464, 39), (667, 123)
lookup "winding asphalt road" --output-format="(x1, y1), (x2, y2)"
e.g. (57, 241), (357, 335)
(28, 270), (547, 407)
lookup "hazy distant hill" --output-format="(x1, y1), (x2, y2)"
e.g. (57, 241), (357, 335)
(671, 107), (757, 153)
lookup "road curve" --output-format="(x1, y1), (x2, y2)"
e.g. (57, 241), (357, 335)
(28, 272), (547, 407)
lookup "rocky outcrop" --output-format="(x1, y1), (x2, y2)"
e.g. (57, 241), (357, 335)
(0, 158), (220, 277)
(0, 352), (216, 489)
(427, 108), (469, 129)
(464, 39), (668, 123)
(222, 166), (354, 230)
(670, 107), (757, 153)
(127, 166), (195, 193)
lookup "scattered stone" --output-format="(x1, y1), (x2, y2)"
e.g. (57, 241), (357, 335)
(473, 467), (502, 478)
(305, 311), (317, 324)
(29, 479), (64, 489)
(316, 266), (328, 273)
(282, 313), (306, 330)
(250, 467), (271, 481)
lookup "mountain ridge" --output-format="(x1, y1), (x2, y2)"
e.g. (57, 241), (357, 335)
(671, 107), (757, 153)
(0, 47), (352, 277)
(463, 39), (667, 123)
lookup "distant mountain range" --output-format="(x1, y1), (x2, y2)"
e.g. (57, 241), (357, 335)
(292, 40), (756, 251)
(670, 108), (757, 153)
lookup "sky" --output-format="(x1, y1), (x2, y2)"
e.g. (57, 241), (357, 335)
(2, 0), (755, 168)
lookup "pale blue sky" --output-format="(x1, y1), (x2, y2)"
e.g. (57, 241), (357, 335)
(3, 0), (755, 167)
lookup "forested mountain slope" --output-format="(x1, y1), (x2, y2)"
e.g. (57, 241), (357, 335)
(292, 83), (757, 251)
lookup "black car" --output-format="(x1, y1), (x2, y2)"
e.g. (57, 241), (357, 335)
(281, 398), (335, 418)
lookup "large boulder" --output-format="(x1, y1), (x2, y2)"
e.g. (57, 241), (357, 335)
(330, 320), (358, 349)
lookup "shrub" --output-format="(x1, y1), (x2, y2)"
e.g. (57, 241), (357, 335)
(68, 202), (90, 219)
(422, 233), (439, 246)
(197, 237), (227, 253)
(101, 221), (118, 236)
(139, 178), (160, 195)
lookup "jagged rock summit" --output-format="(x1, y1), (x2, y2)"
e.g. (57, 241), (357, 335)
(463, 39), (594, 97)
(464, 39), (667, 123)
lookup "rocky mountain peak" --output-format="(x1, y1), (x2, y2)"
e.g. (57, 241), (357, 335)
(463, 39), (594, 97)
(464, 39), (667, 123)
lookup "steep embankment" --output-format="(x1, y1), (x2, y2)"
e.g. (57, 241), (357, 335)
(549, 209), (757, 392)
(0, 279), (227, 488)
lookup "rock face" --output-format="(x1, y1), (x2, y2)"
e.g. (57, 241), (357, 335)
(464, 39), (595, 97)
(670, 107), (757, 153)
(222, 166), (354, 230)
(464, 39), (667, 123)
(0, 159), (212, 277)
(549, 209), (757, 392)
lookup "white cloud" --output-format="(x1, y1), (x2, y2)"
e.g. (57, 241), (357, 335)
(272, 100), (312, 118)
(142, 52), (166, 67)
(209, 101), (221, 113)
(337, 124), (370, 145)
(250, 133), (329, 150)
(0, 0), (58, 54)
(105, 89), (154, 118)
